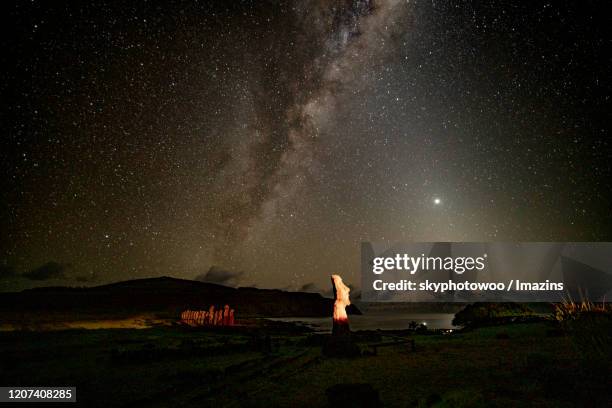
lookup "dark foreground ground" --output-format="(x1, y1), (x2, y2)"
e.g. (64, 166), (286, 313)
(0, 321), (610, 407)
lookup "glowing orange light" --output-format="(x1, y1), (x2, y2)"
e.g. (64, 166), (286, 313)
(331, 274), (351, 335)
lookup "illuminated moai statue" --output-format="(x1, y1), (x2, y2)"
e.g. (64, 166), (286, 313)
(216, 309), (223, 325)
(180, 305), (235, 326)
(331, 274), (351, 336)
(223, 305), (230, 325)
(208, 306), (215, 325)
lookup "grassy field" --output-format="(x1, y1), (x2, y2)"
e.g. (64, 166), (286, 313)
(0, 322), (609, 407)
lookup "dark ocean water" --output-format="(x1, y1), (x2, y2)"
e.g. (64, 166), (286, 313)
(270, 312), (456, 332)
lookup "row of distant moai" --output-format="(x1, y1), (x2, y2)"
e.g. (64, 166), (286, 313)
(180, 305), (235, 327)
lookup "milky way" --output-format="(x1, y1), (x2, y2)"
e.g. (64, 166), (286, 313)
(1, 1), (610, 292)
(213, 1), (405, 259)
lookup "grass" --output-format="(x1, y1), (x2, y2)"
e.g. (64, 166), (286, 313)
(0, 322), (609, 407)
(553, 298), (612, 322)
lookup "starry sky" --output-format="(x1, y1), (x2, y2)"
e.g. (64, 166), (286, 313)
(1, 0), (610, 292)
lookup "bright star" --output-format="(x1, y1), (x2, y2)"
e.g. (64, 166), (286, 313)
(433, 198), (441, 205)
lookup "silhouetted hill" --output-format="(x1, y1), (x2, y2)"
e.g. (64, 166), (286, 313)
(0, 276), (361, 317)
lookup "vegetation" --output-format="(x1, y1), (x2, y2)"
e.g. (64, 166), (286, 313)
(1, 320), (610, 407)
(553, 298), (612, 322)
(451, 302), (534, 327)
(554, 299), (612, 383)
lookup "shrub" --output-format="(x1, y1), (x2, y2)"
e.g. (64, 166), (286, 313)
(452, 302), (534, 327)
(553, 298), (612, 323)
(554, 299), (612, 364)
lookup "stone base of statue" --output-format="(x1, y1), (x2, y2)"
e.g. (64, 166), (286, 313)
(332, 318), (350, 336)
(322, 333), (361, 357)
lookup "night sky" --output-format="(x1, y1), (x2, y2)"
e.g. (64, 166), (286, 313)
(1, 0), (610, 292)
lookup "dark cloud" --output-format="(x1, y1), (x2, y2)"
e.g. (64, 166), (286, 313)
(300, 281), (360, 299)
(194, 266), (243, 287)
(299, 282), (335, 298)
(299, 282), (321, 293)
(22, 262), (70, 281)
